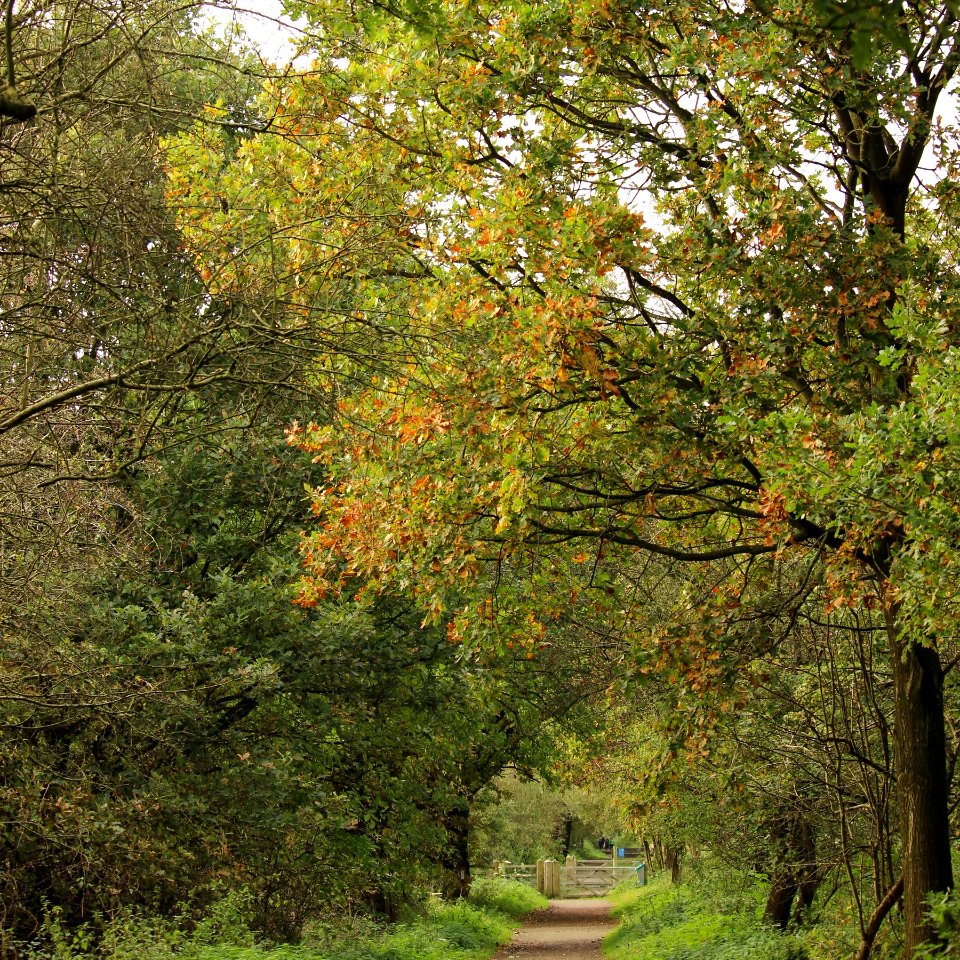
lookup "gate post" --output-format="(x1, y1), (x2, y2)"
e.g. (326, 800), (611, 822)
(536, 859), (545, 894)
(542, 859), (559, 897)
(566, 854), (577, 887)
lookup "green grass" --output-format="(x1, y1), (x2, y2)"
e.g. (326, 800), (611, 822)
(576, 839), (606, 859)
(324, 900), (514, 960)
(604, 872), (808, 960)
(25, 880), (546, 960)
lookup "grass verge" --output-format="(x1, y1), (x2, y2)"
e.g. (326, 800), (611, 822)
(604, 871), (807, 960)
(26, 878), (546, 960)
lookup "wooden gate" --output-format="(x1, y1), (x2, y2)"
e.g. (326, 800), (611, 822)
(560, 858), (638, 897)
(497, 857), (643, 897)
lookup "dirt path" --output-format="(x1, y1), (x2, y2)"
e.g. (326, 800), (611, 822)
(493, 899), (615, 960)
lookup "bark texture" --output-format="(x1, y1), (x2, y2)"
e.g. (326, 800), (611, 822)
(890, 632), (953, 956)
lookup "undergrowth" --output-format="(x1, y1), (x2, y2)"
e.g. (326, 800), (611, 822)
(21, 879), (546, 960)
(605, 869), (808, 960)
(604, 860), (923, 960)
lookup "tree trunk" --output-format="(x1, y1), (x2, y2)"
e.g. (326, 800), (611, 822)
(888, 613), (954, 957)
(439, 803), (472, 900)
(764, 808), (819, 929)
(765, 872), (799, 931)
(653, 836), (665, 871)
(366, 887), (401, 921)
(764, 813), (800, 930)
(664, 844), (683, 883)
(793, 866), (820, 926)
(792, 816), (819, 925)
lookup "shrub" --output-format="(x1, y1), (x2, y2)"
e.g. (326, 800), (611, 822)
(467, 877), (548, 918)
(324, 900), (513, 960)
(914, 890), (960, 959)
(299, 916), (385, 952)
(98, 913), (183, 960)
(189, 889), (257, 948)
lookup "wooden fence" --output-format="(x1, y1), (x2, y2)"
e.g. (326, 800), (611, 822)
(500, 862), (538, 886)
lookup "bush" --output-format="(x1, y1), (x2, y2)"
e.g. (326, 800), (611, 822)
(320, 900), (514, 960)
(98, 913), (183, 960)
(189, 889), (257, 948)
(467, 877), (548, 918)
(299, 916), (385, 952)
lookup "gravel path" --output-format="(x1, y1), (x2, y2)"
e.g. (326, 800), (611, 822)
(493, 899), (615, 960)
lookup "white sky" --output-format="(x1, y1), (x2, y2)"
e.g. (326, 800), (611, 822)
(201, 1), (305, 65)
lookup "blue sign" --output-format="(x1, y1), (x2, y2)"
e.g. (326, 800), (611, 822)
(618, 848), (625, 858)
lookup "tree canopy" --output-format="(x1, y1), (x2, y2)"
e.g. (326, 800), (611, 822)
(1, 0), (959, 955)
(168, 0), (960, 953)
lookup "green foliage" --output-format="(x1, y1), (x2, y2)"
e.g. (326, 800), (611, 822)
(578, 839), (606, 860)
(7, 0), (960, 950)
(0, 0), (343, 938)
(299, 898), (516, 960)
(2, 363), (568, 930)
(606, 872), (809, 960)
(914, 889), (960, 958)
(189, 890), (258, 948)
(471, 775), (569, 864)
(97, 915), (183, 960)
(22, 892), (529, 960)
(26, 908), (97, 960)
(299, 917), (386, 953)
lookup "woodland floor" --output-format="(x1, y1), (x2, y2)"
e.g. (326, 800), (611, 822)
(493, 899), (615, 960)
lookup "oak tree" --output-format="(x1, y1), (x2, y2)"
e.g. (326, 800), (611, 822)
(169, 0), (960, 951)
